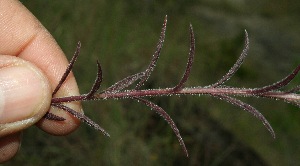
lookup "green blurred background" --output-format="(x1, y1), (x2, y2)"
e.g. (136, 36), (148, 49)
(5, 0), (300, 165)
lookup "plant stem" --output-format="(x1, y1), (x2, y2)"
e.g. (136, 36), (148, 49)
(51, 87), (300, 105)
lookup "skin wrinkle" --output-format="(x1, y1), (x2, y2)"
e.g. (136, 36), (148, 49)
(20, 29), (68, 87)
(0, 1), (40, 56)
(0, 1), (16, 43)
(15, 31), (39, 57)
(0, 1), (65, 88)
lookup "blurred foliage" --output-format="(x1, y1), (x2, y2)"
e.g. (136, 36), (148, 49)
(4, 0), (300, 165)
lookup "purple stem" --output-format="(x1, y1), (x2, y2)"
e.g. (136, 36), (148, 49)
(51, 87), (300, 105)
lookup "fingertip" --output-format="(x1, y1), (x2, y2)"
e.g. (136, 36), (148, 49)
(0, 132), (21, 164)
(0, 55), (52, 137)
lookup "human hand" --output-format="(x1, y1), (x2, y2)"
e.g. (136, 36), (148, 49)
(0, 0), (82, 163)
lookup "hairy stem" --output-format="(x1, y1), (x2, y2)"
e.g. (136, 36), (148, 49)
(52, 87), (300, 104)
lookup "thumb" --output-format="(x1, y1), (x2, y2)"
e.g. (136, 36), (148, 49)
(0, 55), (51, 137)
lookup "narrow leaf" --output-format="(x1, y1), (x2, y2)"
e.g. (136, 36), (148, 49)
(105, 72), (145, 93)
(53, 41), (81, 96)
(251, 64), (300, 94)
(52, 104), (110, 137)
(211, 30), (249, 87)
(211, 94), (275, 138)
(85, 60), (103, 99)
(43, 112), (66, 121)
(173, 24), (195, 91)
(135, 15), (167, 89)
(288, 85), (300, 93)
(133, 97), (189, 157)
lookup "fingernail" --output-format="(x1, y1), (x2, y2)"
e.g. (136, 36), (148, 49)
(0, 61), (50, 123)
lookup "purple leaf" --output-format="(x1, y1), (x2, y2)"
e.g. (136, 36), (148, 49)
(105, 72), (145, 93)
(288, 85), (300, 93)
(133, 97), (189, 157)
(211, 30), (249, 87)
(85, 60), (103, 99)
(251, 64), (300, 94)
(43, 112), (66, 121)
(173, 24), (195, 91)
(52, 41), (81, 96)
(135, 15), (167, 89)
(52, 103), (110, 137)
(211, 94), (275, 138)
